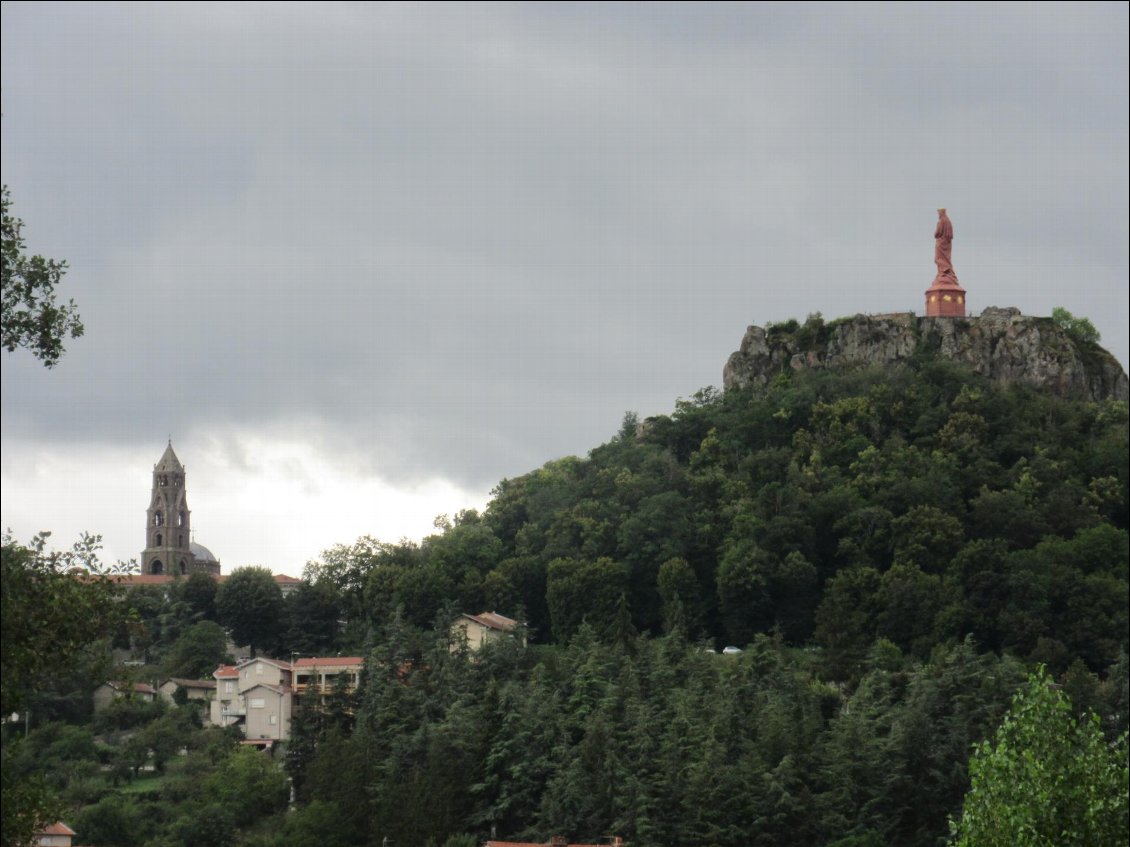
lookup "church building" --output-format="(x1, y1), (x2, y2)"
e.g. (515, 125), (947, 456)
(140, 442), (221, 577)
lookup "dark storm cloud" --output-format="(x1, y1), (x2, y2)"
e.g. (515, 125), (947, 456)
(3, 2), (1127, 491)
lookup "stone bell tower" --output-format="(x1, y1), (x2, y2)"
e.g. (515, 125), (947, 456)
(141, 441), (194, 576)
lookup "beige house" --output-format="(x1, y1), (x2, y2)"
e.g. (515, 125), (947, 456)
(210, 658), (290, 735)
(293, 657), (364, 703)
(274, 574), (303, 596)
(210, 664), (243, 729)
(451, 611), (525, 651)
(92, 681), (157, 713)
(238, 656), (291, 690)
(211, 655), (363, 741)
(241, 682), (292, 740)
(35, 822), (77, 846)
(159, 678), (216, 707)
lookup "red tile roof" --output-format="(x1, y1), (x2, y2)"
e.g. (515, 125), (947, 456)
(293, 656), (364, 668)
(462, 611), (519, 632)
(40, 821), (77, 835)
(238, 657), (292, 671)
(110, 573), (176, 586)
(214, 665), (239, 679)
(110, 573), (302, 587)
(107, 681), (156, 695)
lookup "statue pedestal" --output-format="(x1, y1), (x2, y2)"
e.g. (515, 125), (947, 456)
(925, 280), (967, 317)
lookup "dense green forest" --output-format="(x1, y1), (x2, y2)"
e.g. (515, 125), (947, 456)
(4, 353), (1128, 846)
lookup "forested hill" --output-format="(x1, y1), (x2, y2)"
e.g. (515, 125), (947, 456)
(282, 337), (1126, 845)
(318, 342), (1128, 672)
(12, 321), (1128, 847)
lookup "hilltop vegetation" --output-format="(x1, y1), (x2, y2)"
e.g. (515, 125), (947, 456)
(4, 348), (1128, 846)
(309, 355), (1128, 675)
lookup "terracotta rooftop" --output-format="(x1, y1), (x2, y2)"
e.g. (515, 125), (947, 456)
(40, 822), (77, 836)
(463, 611), (519, 632)
(110, 573), (176, 586)
(165, 677), (217, 689)
(237, 656), (293, 671)
(107, 681), (156, 695)
(293, 656), (364, 668)
(214, 665), (239, 679)
(110, 573), (302, 588)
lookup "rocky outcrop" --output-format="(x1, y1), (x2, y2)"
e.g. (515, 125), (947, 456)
(723, 307), (1129, 402)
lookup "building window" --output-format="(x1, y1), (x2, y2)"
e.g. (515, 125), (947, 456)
(178, 511), (185, 527)
(179, 561), (187, 575)
(249, 698), (265, 709)
(151, 560), (163, 575)
(154, 512), (164, 526)
(156, 533), (162, 547)
(159, 475), (168, 487)
(269, 714), (277, 725)
(225, 681), (234, 694)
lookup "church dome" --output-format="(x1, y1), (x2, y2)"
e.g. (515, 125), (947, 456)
(190, 542), (218, 563)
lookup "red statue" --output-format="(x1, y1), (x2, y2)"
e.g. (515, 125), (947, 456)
(934, 208), (956, 283)
(925, 207), (966, 317)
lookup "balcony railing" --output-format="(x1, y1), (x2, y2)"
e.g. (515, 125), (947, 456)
(293, 683), (358, 696)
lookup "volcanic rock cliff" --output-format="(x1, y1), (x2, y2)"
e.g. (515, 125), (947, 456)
(723, 307), (1129, 402)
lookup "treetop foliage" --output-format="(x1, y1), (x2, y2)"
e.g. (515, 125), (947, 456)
(949, 667), (1128, 846)
(1, 186), (83, 367)
(1052, 306), (1101, 346)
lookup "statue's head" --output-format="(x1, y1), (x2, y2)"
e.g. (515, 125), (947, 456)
(938, 207), (947, 215)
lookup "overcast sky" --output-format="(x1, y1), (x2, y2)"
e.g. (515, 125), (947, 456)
(3, 2), (1127, 574)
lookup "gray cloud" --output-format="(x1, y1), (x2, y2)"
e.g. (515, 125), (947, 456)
(3, 2), (1127, 494)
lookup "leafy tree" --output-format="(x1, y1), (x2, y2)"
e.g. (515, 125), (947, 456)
(282, 579), (341, 656)
(546, 557), (630, 641)
(175, 569), (219, 621)
(1, 533), (126, 847)
(715, 536), (774, 644)
(1051, 306), (1101, 345)
(773, 550), (819, 643)
(215, 566), (283, 657)
(483, 554), (548, 636)
(163, 620), (231, 679)
(1, 533), (124, 715)
(949, 668), (1129, 847)
(266, 800), (359, 847)
(74, 793), (149, 846)
(393, 562), (456, 629)
(1, 186), (83, 366)
(203, 746), (290, 826)
(657, 556), (703, 635)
